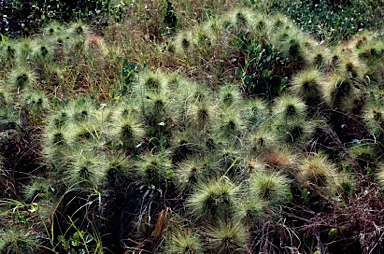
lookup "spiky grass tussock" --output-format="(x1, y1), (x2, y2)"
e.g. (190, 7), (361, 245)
(0, 85), (10, 109)
(306, 45), (331, 69)
(218, 84), (242, 108)
(356, 39), (384, 63)
(175, 157), (210, 193)
(165, 229), (204, 254)
(171, 129), (199, 162)
(263, 147), (296, 172)
(299, 153), (339, 196)
(69, 22), (89, 37)
(277, 120), (315, 145)
(323, 74), (358, 110)
(173, 30), (195, 56)
(31, 38), (54, 63)
(42, 21), (66, 37)
(357, 40), (384, 81)
(102, 153), (132, 187)
(375, 163), (384, 187)
(23, 177), (53, 202)
(142, 89), (170, 121)
(247, 130), (277, 156)
(42, 124), (71, 173)
(66, 120), (102, 148)
(242, 98), (268, 130)
(45, 107), (71, 130)
(216, 144), (244, 179)
(337, 56), (367, 79)
(20, 90), (49, 115)
(205, 220), (248, 254)
(277, 33), (308, 68)
(187, 177), (239, 222)
(272, 94), (306, 123)
(0, 228), (37, 254)
(18, 38), (34, 61)
(135, 152), (173, 188)
(362, 100), (384, 138)
(348, 142), (378, 166)
(248, 171), (291, 207)
(270, 13), (291, 30)
(189, 101), (216, 129)
(290, 69), (324, 104)
(138, 70), (168, 93)
(68, 98), (95, 124)
(1, 41), (17, 63)
(110, 107), (144, 150)
(216, 107), (246, 138)
(236, 198), (266, 224)
(224, 8), (256, 32)
(9, 65), (37, 91)
(66, 149), (105, 188)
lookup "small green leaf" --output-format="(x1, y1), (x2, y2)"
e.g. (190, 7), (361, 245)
(235, 67), (243, 79)
(166, 170), (175, 180)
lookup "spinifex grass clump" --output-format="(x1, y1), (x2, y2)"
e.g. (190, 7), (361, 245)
(189, 101), (216, 130)
(187, 177), (239, 222)
(273, 95), (306, 122)
(216, 107), (245, 139)
(18, 38), (34, 61)
(102, 153), (132, 188)
(139, 70), (167, 93)
(23, 177), (54, 202)
(337, 56), (367, 79)
(175, 156), (212, 193)
(362, 100), (384, 139)
(355, 37), (384, 81)
(1, 41), (17, 66)
(69, 98), (95, 124)
(165, 229), (204, 254)
(299, 153), (339, 197)
(66, 149), (105, 188)
(42, 123), (71, 173)
(290, 69), (324, 106)
(324, 74), (359, 111)
(171, 129), (199, 162)
(272, 95), (314, 144)
(215, 143), (244, 179)
(263, 147), (296, 172)
(0, 228), (38, 254)
(173, 31), (196, 62)
(348, 141), (379, 169)
(135, 152), (173, 188)
(204, 220), (249, 254)
(110, 103), (144, 150)
(242, 98), (268, 130)
(31, 38), (54, 65)
(20, 90), (49, 124)
(42, 21), (66, 37)
(67, 120), (101, 148)
(306, 45), (331, 69)
(277, 33), (308, 69)
(9, 65), (36, 92)
(248, 171), (291, 207)
(375, 163), (384, 187)
(246, 130), (277, 156)
(218, 84), (242, 109)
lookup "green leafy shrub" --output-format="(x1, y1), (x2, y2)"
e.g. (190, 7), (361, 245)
(259, 0), (384, 43)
